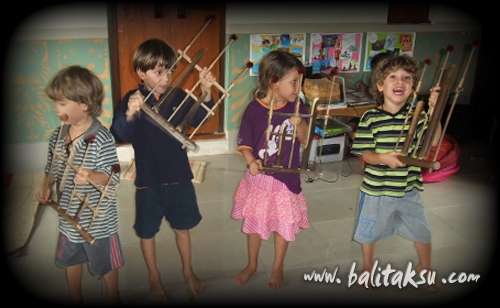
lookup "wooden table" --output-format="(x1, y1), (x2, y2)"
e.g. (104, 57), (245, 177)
(316, 103), (377, 118)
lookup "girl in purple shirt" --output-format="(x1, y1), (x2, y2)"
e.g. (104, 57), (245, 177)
(232, 50), (310, 289)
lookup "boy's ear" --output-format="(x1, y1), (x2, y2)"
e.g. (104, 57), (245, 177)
(79, 103), (88, 112)
(376, 83), (384, 92)
(136, 68), (146, 80)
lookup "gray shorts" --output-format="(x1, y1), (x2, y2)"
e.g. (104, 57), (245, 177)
(55, 232), (124, 277)
(352, 188), (431, 244)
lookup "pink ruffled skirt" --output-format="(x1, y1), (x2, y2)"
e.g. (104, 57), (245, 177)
(232, 170), (309, 241)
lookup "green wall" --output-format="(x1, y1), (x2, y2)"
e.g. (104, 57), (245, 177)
(3, 38), (112, 145)
(224, 31), (481, 132)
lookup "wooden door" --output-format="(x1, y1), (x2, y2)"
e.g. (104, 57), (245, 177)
(107, 3), (226, 139)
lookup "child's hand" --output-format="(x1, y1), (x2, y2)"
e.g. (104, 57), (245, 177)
(126, 90), (145, 121)
(74, 168), (90, 185)
(35, 185), (51, 203)
(199, 67), (216, 93)
(428, 86), (441, 109)
(289, 116), (303, 126)
(382, 151), (406, 168)
(249, 159), (263, 176)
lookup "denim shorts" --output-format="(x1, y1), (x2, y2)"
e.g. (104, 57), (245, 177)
(134, 181), (202, 238)
(353, 188), (432, 244)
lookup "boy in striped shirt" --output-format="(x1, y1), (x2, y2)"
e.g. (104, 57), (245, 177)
(351, 54), (441, 293)
(36, 65), (123, 305)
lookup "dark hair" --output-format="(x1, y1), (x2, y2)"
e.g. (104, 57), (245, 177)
(369, 54), (420, 105)
(254, 50), (304, 99)
(45, 65), (104, 117)
(133, 38), (177, 73)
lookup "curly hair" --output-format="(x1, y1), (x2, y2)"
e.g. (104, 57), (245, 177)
(369, 54), (420, 105)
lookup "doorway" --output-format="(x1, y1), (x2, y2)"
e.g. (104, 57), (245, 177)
(107, 3), (226, 139)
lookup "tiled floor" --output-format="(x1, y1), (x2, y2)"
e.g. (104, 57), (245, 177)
(4, 139), (497, 306)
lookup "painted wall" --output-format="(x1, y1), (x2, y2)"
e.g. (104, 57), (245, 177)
(4, 39), (112, 145)
(5, 3), (109, 172)
(4, 3), (483, 172)
(224, 31), (481, 132)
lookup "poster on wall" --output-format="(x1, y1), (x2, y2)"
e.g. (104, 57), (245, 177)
(250, 33), (306, 76)
(309, 33), (363, 75)
(364, 32), (416, 71)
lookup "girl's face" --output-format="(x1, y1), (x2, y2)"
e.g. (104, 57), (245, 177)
(273, 69), (301, 103)
(53, 97), (88, 125)
(137, 64), (172, 98)
(377, 68), (414, 106)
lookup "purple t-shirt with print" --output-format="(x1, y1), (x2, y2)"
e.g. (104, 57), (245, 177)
(237, 99), (310, 194)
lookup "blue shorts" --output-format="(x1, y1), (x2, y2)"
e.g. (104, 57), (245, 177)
(134, 181), (202, 238)
(55, 232), (124, 277)
(352, 188), (431, 244)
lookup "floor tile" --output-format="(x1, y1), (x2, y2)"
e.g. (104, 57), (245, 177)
(4, 141), (497, 304)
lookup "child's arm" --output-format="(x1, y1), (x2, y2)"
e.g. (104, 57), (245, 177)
(35, 173), (54, 203)
(240, 148), (262, 176)
(73, 169), (115, 186)
(289, 102), (311, 145)
(289, 116), (309, 145)
(362, 151), (406, 169)
(125, 90), (145, 122)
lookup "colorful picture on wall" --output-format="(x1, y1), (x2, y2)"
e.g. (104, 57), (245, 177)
(363, 32), (416, 71)
(250, 33), (306, 76)
(309, 33), (363, 75)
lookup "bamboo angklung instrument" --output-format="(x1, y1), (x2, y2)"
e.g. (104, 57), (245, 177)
(395, 58), (431, 151)
(130, 24), (242, 151)
(396, 62), (459, 170)
(186, 59), (252, 141)
(42, 114), (67, 189)
(136, 47), (207, 152)
(41, 125), (120, 244)
(66, 135), (95, 215)
(260, 68), (321, 175)
(427, 40), (480, 171)
(411, 46), (453, 156)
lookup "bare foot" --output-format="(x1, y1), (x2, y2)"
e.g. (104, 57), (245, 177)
(267, 270), (284, 289)
(185, 272), (205, 296)
(427, 281), (441, 293)
(149, 273), (167, 300)
(235, 266), (257, 285)
(416, 265), (441, 294)
(108, 294), (122, 305)
(357, 270), (373, 290)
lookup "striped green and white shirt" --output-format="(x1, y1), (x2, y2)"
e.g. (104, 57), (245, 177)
(44, 119), (120, 243)
(351, 104), (427, 197)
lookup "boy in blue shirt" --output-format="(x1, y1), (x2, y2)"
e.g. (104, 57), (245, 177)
(111, 38), (216, 300)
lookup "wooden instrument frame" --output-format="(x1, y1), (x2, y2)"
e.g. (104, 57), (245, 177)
(394, 42), (479, 170)
(41, 137), (119, 245)
(395, 64), (458, 170)
(134, 18), (246, 152)
(260, 98), (321, 175)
